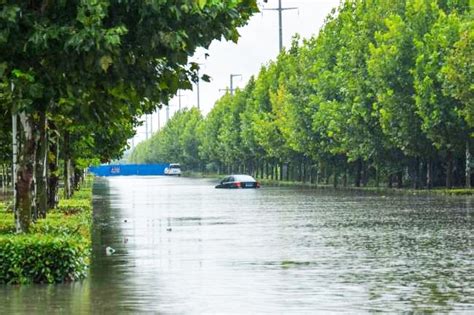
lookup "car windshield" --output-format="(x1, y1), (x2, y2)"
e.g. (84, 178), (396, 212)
(233, 175), (256, 182)
(169, 164), (180, 169)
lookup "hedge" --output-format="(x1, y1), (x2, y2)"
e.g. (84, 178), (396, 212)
(0, 179), (93, 284)
(0, 234), (89, 284)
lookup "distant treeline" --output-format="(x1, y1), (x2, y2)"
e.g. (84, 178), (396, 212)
(130, 0), (473, 189)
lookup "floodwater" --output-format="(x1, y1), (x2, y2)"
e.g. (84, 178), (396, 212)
(0, 176), (473, 313)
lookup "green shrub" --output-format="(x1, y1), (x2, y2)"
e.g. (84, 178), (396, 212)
(0, 234), (90, 284)
(32, 212), (91, 239)
(0, 212), (15, 234)
(56, 199), (92, 215)
(71, 188), (92, 200)
(0, 179), (94, 284)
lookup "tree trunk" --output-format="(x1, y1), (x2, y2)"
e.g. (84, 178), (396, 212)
(355, 159), (362, 187)
(397, 170), (403, 188)
(388, 175), (393, 188)
(446, 150), (453, 189)
(343, 168), (348, 187)
(1, 164), (5, 193)
(48, 131), (59, 210)
(315, 162), (319, 187)
(466, 140), (471, 189)
(35, 113), (48, 219)
(426, 159), (433, 189)
(63, 131), (72, 199)
(375, 166), (379, 187)
(302, 159), (307, 183)
(15, 113), (37, 233)
(412, 157), (420, 189)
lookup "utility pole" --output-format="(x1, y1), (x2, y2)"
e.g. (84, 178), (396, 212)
(177, 90), (183, 111)
(263, 0), (298, 52)
(145, 114), (149, 140)
(166, 105), (170, 123)
(157, 108), (161, 130)
(197, 69), (201, 110)
(150, 113), (153, 134)
(230, 74), (242, 96)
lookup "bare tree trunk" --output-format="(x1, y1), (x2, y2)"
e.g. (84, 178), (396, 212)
(15, 113), (37, 233)
(466, 140), (471, 189)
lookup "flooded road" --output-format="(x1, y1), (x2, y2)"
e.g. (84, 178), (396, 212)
(1, 176), (473, 313)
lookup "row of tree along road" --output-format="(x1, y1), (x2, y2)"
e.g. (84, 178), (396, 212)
(131, 0), (473, 191)
(0, 1), (258, 232)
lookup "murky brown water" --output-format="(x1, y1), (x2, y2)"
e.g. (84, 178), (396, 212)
(1, 176), (473, 313)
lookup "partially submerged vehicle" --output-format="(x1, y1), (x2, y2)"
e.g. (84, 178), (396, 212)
(215, 175), (260, 189)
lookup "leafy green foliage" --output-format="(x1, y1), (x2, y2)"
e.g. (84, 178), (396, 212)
(130, 0), (472, 188)
(0, 234), (89, 284)
(0, 184), (92, 284)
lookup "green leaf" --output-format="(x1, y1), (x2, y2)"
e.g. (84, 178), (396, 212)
(197, 0), (207, 10)
(99, 55), (113, 72)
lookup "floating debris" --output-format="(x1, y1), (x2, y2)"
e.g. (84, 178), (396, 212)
(106, 246), (116, 256)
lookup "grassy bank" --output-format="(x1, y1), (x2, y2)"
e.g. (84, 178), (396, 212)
(258, 179), (474, 196)
(0, 178), (93, 284)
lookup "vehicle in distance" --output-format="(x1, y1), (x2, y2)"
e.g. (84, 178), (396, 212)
(215, 175), (260, 189)
(164, 163), (182, 176)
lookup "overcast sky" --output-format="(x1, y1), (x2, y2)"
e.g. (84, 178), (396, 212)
(131, 0), (340, 146)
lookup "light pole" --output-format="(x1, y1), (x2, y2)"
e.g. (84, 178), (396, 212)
(263, 0), (298, 52)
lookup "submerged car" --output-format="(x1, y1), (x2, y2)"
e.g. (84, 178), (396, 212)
(164, 163), (182, 176)
(215, 174), (260, 189)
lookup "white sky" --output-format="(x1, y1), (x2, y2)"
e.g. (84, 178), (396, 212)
(130, 0), (339, 147)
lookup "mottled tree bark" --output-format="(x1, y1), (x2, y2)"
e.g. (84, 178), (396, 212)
(15, 113), (37, 233)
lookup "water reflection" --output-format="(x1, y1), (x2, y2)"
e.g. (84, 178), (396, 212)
(0, 176), (472, 313)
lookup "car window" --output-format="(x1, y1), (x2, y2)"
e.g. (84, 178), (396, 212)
(234, 175), (255, 182)
(229, 176), (234, 182)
